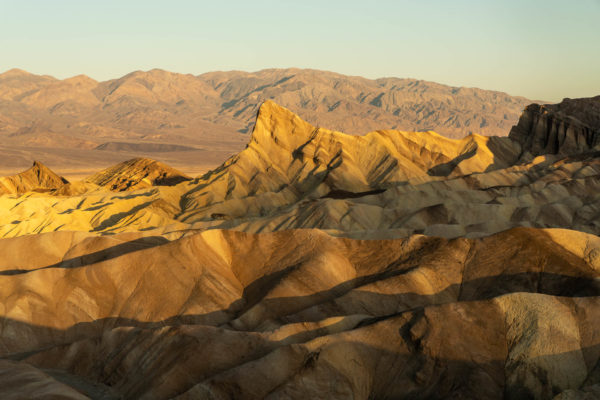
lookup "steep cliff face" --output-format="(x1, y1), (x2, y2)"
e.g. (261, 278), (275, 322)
(509, 96), (600, 158)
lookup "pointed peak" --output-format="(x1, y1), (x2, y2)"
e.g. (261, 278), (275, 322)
(257, 99), (293, 115)
(63, 74), (97, 85)
(88, 157), (191, 192)
(249, 101), (317, 150)
(29, 161), (68, 182)
(0, 161), (68, 194)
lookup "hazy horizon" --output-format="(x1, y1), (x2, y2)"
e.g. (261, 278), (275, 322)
(2, 0), (599, 102)
(0, 65), (552, 102)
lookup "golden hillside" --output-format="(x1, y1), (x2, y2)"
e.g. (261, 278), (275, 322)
(0, 100), (599, 239)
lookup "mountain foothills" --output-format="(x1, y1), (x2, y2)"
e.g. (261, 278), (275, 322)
(0, 68), (534, 173)
(0, 96), (600, 399)
(1, 98), (599, 239)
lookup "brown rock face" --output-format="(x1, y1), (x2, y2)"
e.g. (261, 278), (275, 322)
(509, 96), (600, 158)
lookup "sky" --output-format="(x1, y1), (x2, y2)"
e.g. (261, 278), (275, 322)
(1, 0), (598, 102)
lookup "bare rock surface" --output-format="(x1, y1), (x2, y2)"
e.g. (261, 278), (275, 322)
(509, 96), (600, 158)
(87, 157), (191, 191)
(2, 101), (600, 239)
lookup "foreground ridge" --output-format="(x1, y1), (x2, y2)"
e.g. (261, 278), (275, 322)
(0, 227), (599, 398)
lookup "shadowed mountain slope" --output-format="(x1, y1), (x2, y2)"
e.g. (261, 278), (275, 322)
(87, 157), (192, 191)
(510, 96), (600, 159)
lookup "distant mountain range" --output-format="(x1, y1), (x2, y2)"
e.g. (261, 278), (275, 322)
(0, 68), (538, 172)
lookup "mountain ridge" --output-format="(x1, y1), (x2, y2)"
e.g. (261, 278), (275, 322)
(1, 97), (599, 239)
(0, 67), (540, 173)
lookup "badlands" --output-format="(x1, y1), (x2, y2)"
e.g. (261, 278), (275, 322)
(0, 96), (599, 399)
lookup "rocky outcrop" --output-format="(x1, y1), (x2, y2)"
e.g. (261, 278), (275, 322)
(509, 96), (600, 158)
(0, 161), (68, 194)
(87, 157), (191, 191)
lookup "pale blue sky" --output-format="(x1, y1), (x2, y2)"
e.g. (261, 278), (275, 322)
(1, 0), (598, 101)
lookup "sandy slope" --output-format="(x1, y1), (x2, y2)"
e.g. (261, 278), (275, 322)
(0, 161), (68, 194)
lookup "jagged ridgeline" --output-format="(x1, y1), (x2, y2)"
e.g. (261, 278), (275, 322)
(1, 96), (600, 399)
(0, 68), (539, 173)
(0, 97), (599, 238)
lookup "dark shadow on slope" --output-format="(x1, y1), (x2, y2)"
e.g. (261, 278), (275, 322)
(0, 229), (599, 397)
(1, 309), (599, 400)
(484, 135), (523, 172)
(1, 271), (595, 355)
(320, 188), (386, 199)
(91, 201), (156, 232)
(154, 174), (192, 186)
(245, 271), (600, 328)
(1, 226), (599, 396)
(0, 236), (169, 276)
(427, 145), (478, 177)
